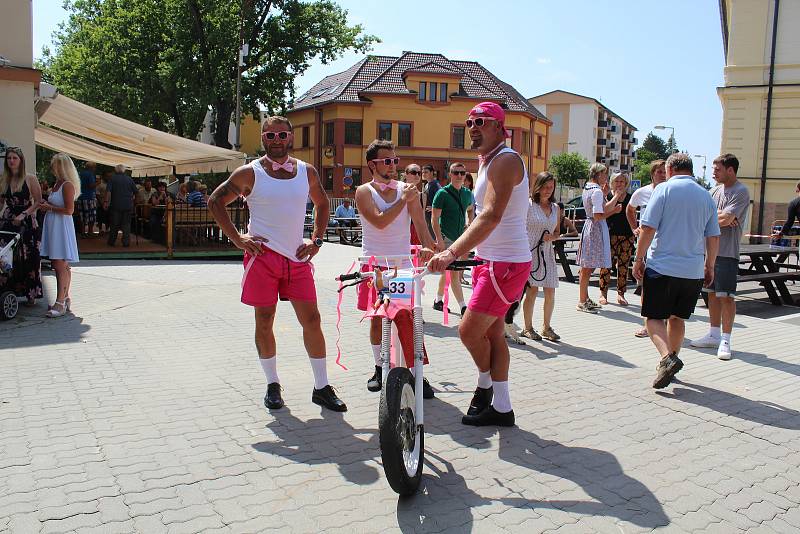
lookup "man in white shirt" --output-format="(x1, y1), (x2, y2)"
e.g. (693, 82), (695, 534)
(627, 159), (666, 338)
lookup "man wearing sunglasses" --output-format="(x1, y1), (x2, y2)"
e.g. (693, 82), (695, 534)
(208, 116), (347, 413)
(431, 162), (475, 316)
(355, 140), (438, 396)
(428, 102), (532, 427)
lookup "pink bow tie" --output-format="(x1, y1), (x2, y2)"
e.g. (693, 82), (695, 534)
(267, 158), (294, 172)
(374, 180), (398, 192)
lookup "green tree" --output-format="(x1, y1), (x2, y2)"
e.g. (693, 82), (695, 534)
(665, 133), (678, 155)
(633, 148), (658, 186)
(548, 152), (590, 188)
(640, 132), (669, 160)
(41, 0), (378, 147)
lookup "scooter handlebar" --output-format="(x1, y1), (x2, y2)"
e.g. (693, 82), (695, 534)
(336, 272), (363, 282)
(447, 259), (483, 270)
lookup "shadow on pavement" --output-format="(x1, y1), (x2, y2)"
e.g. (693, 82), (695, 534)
(516, 341), (636, 369)
(657, 380), (800, 430)
(693, 348), (800, 378)
(0, 312), (91, 350)
(395, 423), (669, 531)
(252, 409), (380, 485)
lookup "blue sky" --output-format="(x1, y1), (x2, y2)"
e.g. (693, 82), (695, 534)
(34, 0), (726, 180)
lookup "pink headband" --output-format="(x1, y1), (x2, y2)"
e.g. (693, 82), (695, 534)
(469, 102), (511, 138)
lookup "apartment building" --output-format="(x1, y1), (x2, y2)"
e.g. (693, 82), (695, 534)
(529, 90), (637, 176)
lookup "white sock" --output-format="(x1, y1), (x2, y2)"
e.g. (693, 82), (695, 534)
(477, 370), (492, 389)
(709, 326), (721, 338)
(457, 300), (466, 309)
(491, 380), (512, 413)
(721, 332), (731, 344)
(309, 357), (329, 390)
(372, 344), (382, 366)
(435, 295), (443, 303)
(259, 357), (279, 384)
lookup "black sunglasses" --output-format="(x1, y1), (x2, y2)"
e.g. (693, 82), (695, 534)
(406, 169), (420, 175)
(263, 131), (290, 140)
(451, 170), (466, 176)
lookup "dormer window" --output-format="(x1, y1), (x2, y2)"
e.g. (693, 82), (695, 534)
(417, 80), (448, 102)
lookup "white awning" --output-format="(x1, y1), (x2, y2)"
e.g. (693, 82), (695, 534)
(35, 89), (246, 175)
(35, 126), (174, 177)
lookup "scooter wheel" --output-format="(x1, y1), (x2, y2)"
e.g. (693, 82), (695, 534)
(379, 367), (423, 495)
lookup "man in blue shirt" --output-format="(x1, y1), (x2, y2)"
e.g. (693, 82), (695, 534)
(77, 161), (97, 237)
(633, 153), (720, 389)
(333, 198), (357, 244)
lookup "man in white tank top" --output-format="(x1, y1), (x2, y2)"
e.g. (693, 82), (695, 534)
(354, 139), (437, 396)
(428, 102), (533, 427)
(208, 116), (346, 413)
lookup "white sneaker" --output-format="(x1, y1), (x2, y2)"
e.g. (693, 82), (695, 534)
(690, 333), (721, 348)
(717, 342), (732, 360)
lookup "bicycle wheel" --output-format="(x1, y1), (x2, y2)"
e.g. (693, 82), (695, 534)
(379, 367), (423, 495)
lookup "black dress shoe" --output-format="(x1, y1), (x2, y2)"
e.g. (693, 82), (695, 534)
(466, 386), (493, 416)
(367, 366), (382, 392)
(312, 385), (348, 412)
(432, 301), (451, 313)
(264, 382), (284, 409)
(461, 305), (467, 316)
(461, 405), (515, 427)
(421, 377), (435, 399)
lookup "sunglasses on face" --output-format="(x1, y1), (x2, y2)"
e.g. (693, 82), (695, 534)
(263, 131), (290, 140)
(371, 157), (400, 166)
(406, 169), (420, 175)
(451, 170), (466, 176)
(465, 117), (498, 128)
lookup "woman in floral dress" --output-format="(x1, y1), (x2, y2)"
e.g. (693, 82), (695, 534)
(576, 163), (624, 313)
(0, 147), (43, 306)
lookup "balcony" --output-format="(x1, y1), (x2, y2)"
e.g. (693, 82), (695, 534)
(620, 164), (629, 171)
(609, 125), (617, 133)
(597, 120), (608, 128)
(597, 138), (607, 146)
(621, 148), (629, 155)
(631, 137), (638, 144)
(622, 133), (630, 140)
(596, 156), (606, 163)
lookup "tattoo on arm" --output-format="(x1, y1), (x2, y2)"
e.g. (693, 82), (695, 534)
(210, 180), (244, 204)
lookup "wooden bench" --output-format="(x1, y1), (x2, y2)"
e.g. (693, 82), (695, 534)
(737, 272), (800, 284)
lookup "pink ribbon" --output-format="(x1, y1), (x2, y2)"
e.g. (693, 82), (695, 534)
(334, 260), (357, 370)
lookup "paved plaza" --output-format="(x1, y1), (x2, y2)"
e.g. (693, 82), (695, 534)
(2, 244), (800, 533)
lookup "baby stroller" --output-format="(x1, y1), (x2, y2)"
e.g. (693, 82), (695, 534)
(0, 231), (22, 320)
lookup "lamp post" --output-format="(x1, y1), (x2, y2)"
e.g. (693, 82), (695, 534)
(694, 154), (707, 181)
(654, 125), (676, 153)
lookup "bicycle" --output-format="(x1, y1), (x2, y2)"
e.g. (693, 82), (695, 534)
(337, 255), (481, 495)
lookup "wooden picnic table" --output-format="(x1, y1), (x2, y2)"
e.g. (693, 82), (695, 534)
(738, 244), (799, 306)
(554, 236), (580, 283)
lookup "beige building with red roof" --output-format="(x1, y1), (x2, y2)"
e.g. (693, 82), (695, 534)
(244, 52), (551, 196)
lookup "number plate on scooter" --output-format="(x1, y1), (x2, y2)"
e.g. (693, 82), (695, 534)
(387, 277), (413, 306)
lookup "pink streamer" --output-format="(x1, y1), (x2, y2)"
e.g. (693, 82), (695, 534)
(334, 260), (356, 370)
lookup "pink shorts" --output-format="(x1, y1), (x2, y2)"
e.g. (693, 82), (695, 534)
(241, 246), (316, 307)
(469, 258), (532, 317)
(357, 264), (387, 311)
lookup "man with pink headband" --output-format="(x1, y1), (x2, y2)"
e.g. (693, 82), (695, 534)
(428, 102), (532, 426)
(355, 139), (437, 397)
(208, 116), (347, 413)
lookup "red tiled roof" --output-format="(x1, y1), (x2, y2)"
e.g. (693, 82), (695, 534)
(289, 51), (547, 122)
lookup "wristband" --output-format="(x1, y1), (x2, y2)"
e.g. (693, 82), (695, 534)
(445, 248), (457, 259)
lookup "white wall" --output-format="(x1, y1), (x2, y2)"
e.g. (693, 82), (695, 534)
(568, 103), (597, 164)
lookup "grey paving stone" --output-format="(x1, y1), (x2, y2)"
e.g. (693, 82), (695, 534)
(3, 250), (800, 533)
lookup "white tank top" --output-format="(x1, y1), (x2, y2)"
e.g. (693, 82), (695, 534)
(359, 183), (412, 264)
(246, 158), (309, 261)
(474, 147), (532, 263)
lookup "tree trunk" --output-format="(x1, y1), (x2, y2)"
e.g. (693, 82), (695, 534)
(213, 99), (233, 149)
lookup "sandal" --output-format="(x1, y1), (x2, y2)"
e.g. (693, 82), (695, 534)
(617, 295), (629, 306)
(520, 328), (542, 341)
(598, 296), (609, 306)
(634, 328), (649, 338)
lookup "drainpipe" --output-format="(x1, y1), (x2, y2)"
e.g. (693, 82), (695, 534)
(757, 0), (780, 235)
